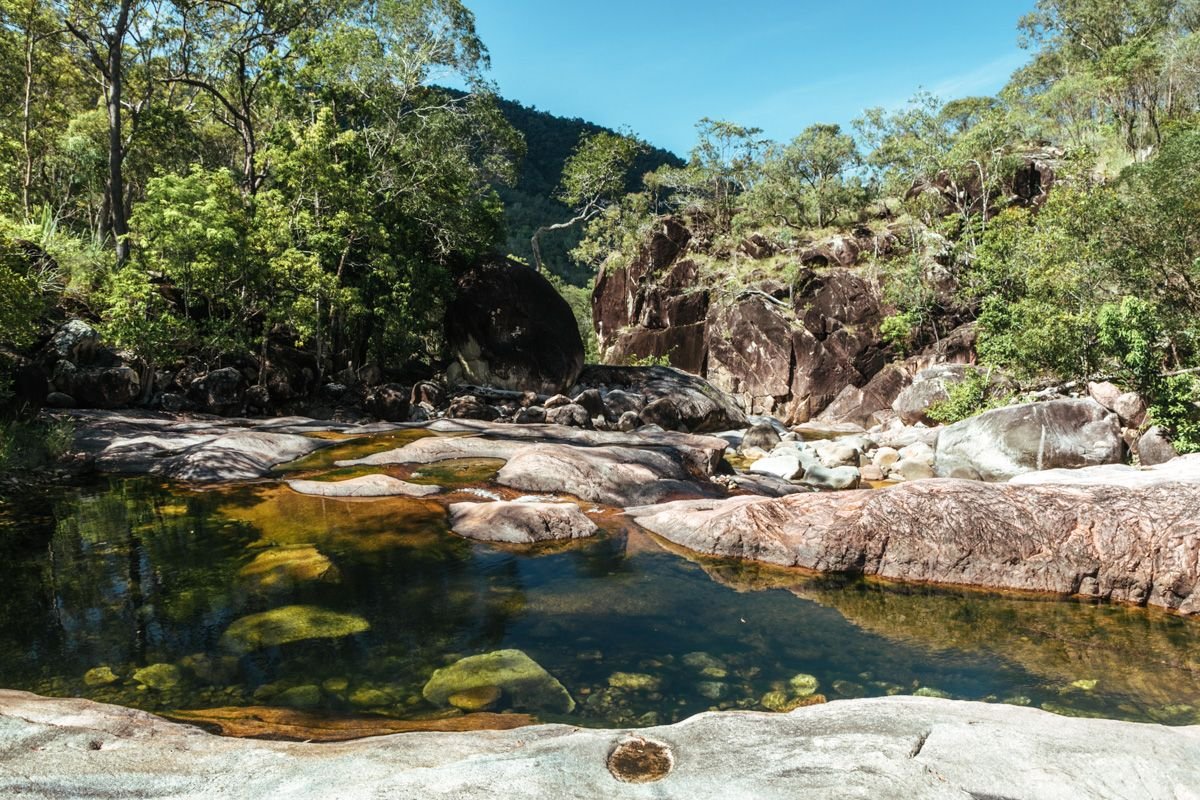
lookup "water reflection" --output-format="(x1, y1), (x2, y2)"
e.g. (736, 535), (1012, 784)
(0, 477), (1196, 732)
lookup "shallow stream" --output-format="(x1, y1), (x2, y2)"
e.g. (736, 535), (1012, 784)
(1, 431), (1197, 733)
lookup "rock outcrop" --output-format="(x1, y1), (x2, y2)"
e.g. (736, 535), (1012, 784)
(629, 476), (1200, 613)
(2, 690), (1198, 799)
(934, 398), (1125, 481)
(445, 258), (584, 395)
(591, 218), (981, 425)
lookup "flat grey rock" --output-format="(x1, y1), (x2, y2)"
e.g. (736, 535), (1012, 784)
(0, 691), (1197, 799)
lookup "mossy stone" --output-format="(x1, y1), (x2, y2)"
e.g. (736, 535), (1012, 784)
(132, 663), (184, 691)
(83, 666), (120, 687)
(349, 687), (394, 709)
(788, 674), (820, 696)
(607, 672), (662, 692)
(219, 605), (370, 653)
(423, 649), (574, 714)
(914, 686), (952, 699)
(447, 685), (502, 711)
(276, 684), (322, 709)
(322, 677), (350, 694)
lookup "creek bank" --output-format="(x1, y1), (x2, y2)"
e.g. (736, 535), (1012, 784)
(1, 690), (1197, 799)
(628, 462), (1200, 614)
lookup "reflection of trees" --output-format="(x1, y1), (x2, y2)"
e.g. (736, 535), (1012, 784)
(693, 555), (1200, 709)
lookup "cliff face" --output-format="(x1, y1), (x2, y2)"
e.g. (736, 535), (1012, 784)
(591, 218), (972, 425)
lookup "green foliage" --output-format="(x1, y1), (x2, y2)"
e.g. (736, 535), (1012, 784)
(546, 272), (598, 363)
(624, 352), (672, 367)
(0, 418), (74, 472)
(927, 370), (1012, 424)
(880, 311), (922, 357)
(743, 123), (864, 229)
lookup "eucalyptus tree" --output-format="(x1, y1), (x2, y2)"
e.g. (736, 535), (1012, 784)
(750, 123), (861, 229)
(530, 131), (641, 273)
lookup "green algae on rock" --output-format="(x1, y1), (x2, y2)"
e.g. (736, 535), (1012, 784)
(238, 546), (340, 592)
(448, 685), (502, 712)
(83, 666), (120, 687)
(423, 649), (574, 713)
(132, 663), (184, 691)
(220, 606), (370, 653)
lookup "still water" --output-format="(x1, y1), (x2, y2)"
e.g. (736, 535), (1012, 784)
(0, 436), (1197, 733)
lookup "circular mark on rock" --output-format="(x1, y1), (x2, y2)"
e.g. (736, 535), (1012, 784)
(607, 735), (674, 783)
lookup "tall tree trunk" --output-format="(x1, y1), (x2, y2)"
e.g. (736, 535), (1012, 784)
(107, 0), (133, 264)
(20, 1), (35, 222)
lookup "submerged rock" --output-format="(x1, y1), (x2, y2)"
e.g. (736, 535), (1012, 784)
(422, 649), (574, 714)
(132, 663), (184, 692)
(238, 546), (340, 592)
(448, 686), (503, 712)
(286, 474), (442, 498)
(220, 605), (370, 653)
(448, 501), (598, 544)
(83, 666), (120, 687)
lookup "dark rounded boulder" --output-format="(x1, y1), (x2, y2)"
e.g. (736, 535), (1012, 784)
(445, 259), (584, 395)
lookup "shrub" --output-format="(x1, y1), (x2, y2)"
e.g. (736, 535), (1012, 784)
(927, 369), (1012, 424)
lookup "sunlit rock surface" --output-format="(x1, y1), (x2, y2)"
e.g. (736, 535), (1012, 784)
(2, 691), (1198, 799)
(629, 477), (1200, 613)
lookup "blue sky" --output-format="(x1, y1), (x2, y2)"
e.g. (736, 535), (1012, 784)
(466, 1), (1037, 155)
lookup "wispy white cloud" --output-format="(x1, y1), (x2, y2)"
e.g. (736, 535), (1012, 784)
(924, 50), (1029, 100)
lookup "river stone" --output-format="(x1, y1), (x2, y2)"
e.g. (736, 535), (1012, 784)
(1137, 426), (1179, 466)
(276, 685), (323, 710)
(423, 649), (574, 714)
(286, 474), (442, 498)
(748, 453), (803, 480)
(607, 673), (662, 692)
(789, 674), (820, 695)
(935, 398), (1124, 481)
(132, 663), (184, 692)
(238, 546), (340, 592)
(220, 606), (370, 653)
(83, 666), (120, 687)
(3, 690), (1200, 799)
(802, 464), (860, 490)
(448, 686), (503, 712)
(448, 501), (598, 543)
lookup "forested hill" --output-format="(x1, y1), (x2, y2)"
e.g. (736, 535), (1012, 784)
(495, 98), (683, 285)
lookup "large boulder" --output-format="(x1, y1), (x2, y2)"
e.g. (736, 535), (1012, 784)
(628, 476), (1200, 613)
(54, 362), (140, 409)
(892, 365), (1014, 426)
(190, 367), (247, 416)
(574, 365), (747, 433)
(934, 399), (1124, 482)
(448, 501), (598, 544)
(49, 319), (100, 364)
(446, 259), (584, 395)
